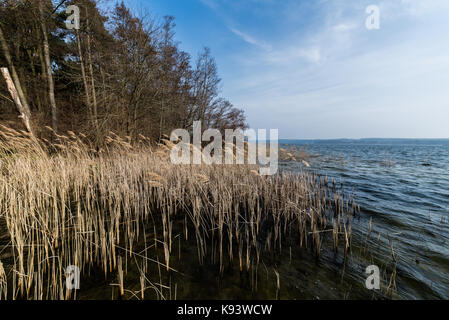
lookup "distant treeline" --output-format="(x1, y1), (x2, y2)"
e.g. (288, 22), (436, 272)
(0, 0), (247, 144)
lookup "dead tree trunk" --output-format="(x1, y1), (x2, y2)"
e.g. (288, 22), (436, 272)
(0, 25), (32, 120)
(1, 68), (33, 134)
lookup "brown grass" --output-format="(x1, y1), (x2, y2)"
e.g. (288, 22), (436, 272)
(0, 126), (355, 300)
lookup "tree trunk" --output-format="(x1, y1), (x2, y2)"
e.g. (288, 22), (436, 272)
(86, 21), (99, 132)
(76, 30), (93, 119)
(0, 24), (32, 119)
(39, 1), (58, 134)
(1, 68), (33, 134)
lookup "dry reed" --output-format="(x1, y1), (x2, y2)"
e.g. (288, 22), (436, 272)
(0, 125), (355, 300)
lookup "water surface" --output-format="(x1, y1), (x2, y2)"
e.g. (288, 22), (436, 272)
(280, 138), (449, 299)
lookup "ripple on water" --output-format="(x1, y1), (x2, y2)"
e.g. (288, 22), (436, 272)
(283, 139), (449, 299)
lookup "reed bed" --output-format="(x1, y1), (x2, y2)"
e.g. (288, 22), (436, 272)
(0, 126), (357, 300)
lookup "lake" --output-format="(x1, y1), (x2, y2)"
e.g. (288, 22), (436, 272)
(280, 139), (449, 299)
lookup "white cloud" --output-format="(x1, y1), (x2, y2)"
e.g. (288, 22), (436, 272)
(399, 0), (449, 16)
(199, 0), (218, 10)
(298, 47), (322, 64)
(229, 27), (272, 51)
(197, 0), (449, 137)
(332, 23), (357, 32)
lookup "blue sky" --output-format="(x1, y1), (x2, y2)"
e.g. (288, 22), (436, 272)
(119, 0), (449, 139)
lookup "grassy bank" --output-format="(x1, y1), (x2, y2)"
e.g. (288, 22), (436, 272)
(0, 127), (356, 300)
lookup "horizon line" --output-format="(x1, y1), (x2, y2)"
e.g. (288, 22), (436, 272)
(278, 137), (449, 141)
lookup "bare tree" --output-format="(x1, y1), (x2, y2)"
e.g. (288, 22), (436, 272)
(0, 0), (247, 144)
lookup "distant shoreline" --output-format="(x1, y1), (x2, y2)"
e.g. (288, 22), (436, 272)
(279, 138), (449, 144)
